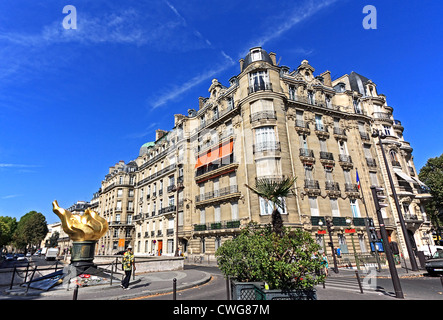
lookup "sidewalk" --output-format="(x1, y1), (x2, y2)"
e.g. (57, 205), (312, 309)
(316, 265), (431, 300)
(1, 267), (212, 300)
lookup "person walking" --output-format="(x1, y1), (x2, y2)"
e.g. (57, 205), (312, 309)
(321, 252), (329, 277)
(121, 245), (136, 290)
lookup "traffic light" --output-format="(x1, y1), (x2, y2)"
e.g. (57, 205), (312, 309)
(372, 186), (388, 210)
(366, 217), (378, 242)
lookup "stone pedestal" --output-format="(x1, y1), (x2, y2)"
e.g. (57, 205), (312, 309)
(71, 241), (97, 271)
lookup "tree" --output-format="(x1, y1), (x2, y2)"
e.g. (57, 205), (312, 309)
(13, 211), (48, 251)
(419, 154), (443, 240)
(245, 176), (296, 235)
(0, 216), (17, 248)
(216, 222), (324, 290)
(47, 231), (59, 248)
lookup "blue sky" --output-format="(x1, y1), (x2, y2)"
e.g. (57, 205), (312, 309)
(0, 0), (442, 224)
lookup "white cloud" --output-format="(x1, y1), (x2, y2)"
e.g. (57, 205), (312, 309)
(149, 0), (339, 109)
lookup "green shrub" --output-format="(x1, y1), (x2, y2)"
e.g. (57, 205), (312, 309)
(216, 222), (325, 290)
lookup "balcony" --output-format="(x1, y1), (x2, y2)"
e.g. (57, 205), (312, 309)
(196, 185), (240, 204)
(250, 110), (277, 123)
(366, 158), (377, 168)
(304, 179), (320, 195)
(299, 148), (315, 164)
(333, 127), (347, 139)
(248, 82), (273, 94)
(319, 151), (334, 164)
(158, 205), (176, 215)
(393, 120), (404, 132)
(360, 131), (370, 140)
(325, 181), (340, 191)
(338, 154), (353, 168)
(295, 120), (310, 133)
(344, 183), (359, 195)
(193, 219), (241, 232)
(373, 112), (391, 120)
(253, 141), (281, 154)
(314, 124), (329, 138)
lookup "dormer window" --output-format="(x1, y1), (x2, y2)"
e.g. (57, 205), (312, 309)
(251, 49), (262, 62)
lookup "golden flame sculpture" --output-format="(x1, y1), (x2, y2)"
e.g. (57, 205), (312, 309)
(52, 200), (108, 241)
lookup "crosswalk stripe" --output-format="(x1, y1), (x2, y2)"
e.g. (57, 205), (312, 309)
(316, 275), (380, 294)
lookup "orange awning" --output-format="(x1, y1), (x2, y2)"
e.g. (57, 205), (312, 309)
(195, 140), (234, 169)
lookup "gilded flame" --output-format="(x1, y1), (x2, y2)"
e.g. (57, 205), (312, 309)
(52, 200), (108, 241)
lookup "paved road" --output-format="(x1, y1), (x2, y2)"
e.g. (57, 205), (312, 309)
(133, 265), (227, 300)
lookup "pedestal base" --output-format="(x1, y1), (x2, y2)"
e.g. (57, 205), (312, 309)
(70, 241), (97, 272)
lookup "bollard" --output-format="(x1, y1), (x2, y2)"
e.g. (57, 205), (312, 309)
(440, 275), (443, 289)
(9, 266), (17, 290)
(26, 266), (38, 294)
(73, 284), (79, 300)
(355, 270), (364, 294)
(110, 261), (114, 286)
(226, 276), (230, 300)
(173, 278), (177, 300)
(24, 262), (30, 284)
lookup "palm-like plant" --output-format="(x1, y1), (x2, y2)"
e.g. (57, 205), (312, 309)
(245, 176), (297, 235)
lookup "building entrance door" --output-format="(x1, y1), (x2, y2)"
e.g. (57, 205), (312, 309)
(158, 240), (163, 256)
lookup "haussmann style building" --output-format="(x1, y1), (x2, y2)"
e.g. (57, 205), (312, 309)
(93, 47), (433, 266)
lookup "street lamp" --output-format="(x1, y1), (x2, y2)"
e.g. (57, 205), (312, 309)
(371, 129), (418, 271)
(324, 217), (339, 273)
(345, 218), (360, 270)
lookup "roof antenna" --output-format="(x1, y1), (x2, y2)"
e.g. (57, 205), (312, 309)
(276, 56), (282, 66)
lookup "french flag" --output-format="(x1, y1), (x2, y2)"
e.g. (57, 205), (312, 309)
(356, 170), (361, 189)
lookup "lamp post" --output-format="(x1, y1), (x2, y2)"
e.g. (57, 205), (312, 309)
(325, 217), (339, 273)
(318, 220), (327, 254)
(346, 218), (360, 270)
(371, 129), (418, 271)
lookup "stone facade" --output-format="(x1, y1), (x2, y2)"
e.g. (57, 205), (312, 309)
(93, 47), (432, 262)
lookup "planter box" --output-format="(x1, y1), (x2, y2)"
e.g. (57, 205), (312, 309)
(263, 288), (317, 300)
(231, 281), (317, 300)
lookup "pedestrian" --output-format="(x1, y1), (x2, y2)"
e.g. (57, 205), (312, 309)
(121, 245), (136, 290)
(321, 252), (329, 277)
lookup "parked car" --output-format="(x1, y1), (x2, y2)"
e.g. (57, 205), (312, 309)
(425, 250), (443, 275)
(5, 254), (14, 261)
(15, 254), (26, 261)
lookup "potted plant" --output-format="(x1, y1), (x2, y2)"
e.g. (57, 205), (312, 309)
(216, 177), (325, 300)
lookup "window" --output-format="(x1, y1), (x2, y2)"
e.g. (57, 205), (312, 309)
(231, 201), (238, 220)
(383, 125), (392, 136)
(369, 172), (378, 186)
(350, 199), (361, 217)
(309, 197), (319, 216)
(304, 165), (314, 180)
(338, 140), (349, 155)
(249, 70), (270, 91)
(255, 126), (276, 151)
(214, 205), (221, 222)
(259, 197), (286, 216)
(308, 91), (315, 105)
(117, 189), (123, 197)
(330, 198), (340, 216)
(250, 49), (262, 62)
(315, 115), (323, 130)
(289, 85), (297, 100)
(256, 158), (280, 178)
(200, 208), (205, 224)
